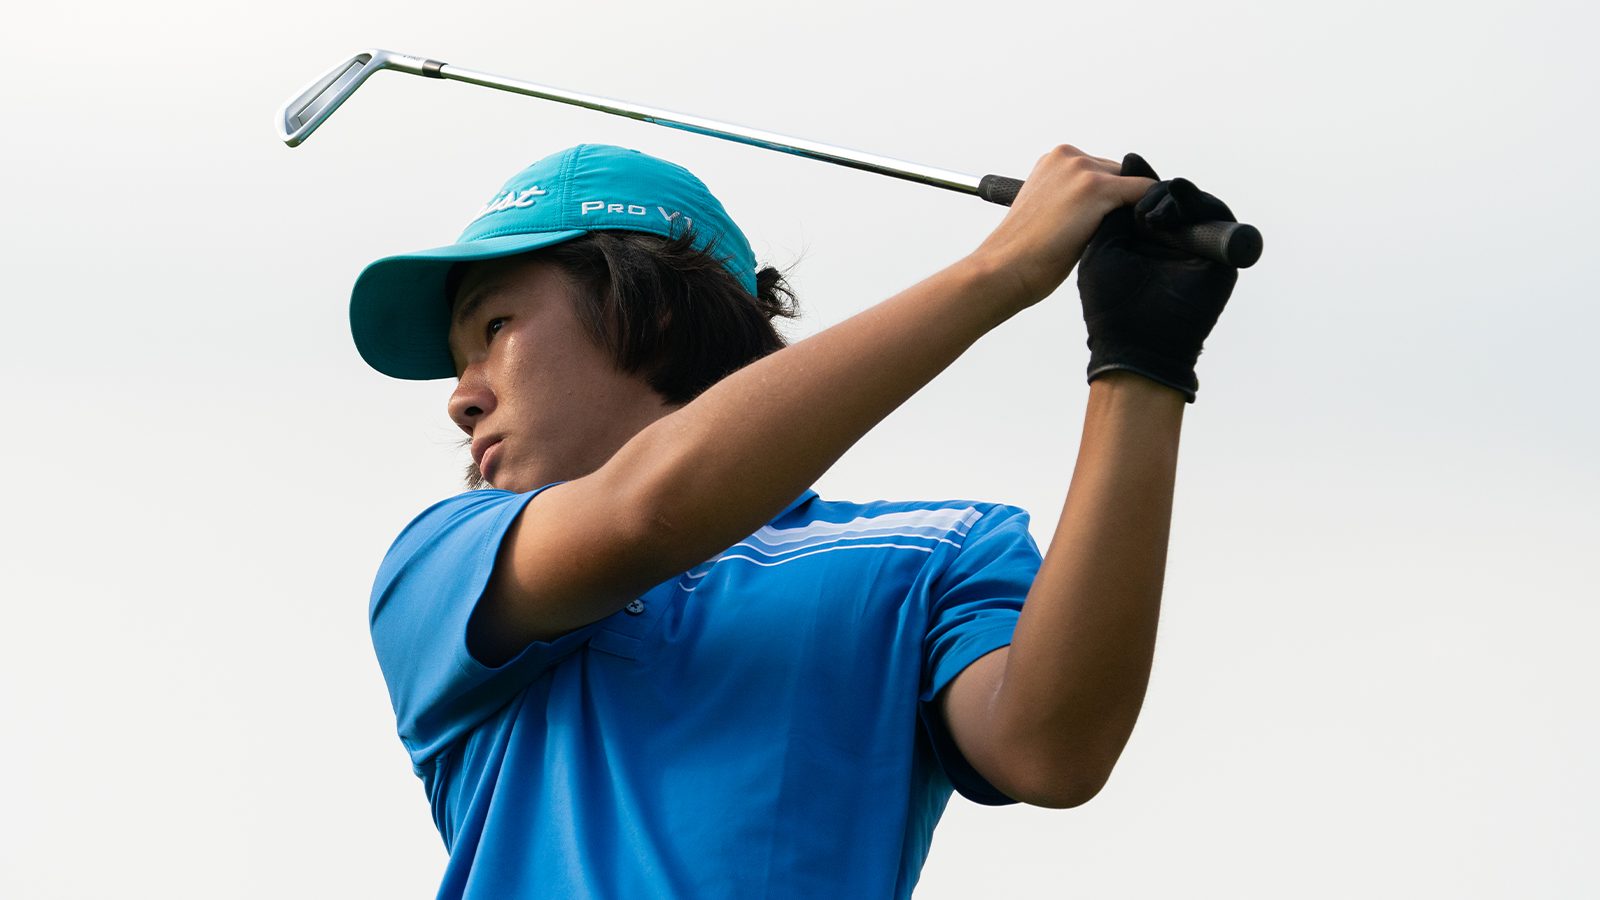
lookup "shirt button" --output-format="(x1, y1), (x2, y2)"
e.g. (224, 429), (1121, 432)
(625, 599), (646, 616)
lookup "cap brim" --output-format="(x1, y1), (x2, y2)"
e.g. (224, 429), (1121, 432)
(350, 229), (588, 380)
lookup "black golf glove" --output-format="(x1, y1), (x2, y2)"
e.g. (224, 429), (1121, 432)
(1077, 153), (1238, 402)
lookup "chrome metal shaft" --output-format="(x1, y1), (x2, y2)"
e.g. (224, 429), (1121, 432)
(435, 64), (984, 195)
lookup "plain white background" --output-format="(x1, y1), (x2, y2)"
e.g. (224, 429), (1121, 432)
(2, 0), (1595, 896)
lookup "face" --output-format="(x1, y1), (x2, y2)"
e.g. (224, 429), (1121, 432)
(447, 255), (675, 493)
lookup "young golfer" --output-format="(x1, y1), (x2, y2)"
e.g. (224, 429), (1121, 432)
(353, 143), (1238, 898)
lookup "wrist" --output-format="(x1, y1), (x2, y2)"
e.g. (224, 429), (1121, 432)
(954, 248), (1052, 320)
(1086, 369), (1191, 411)
(1086, 350), (1200, 403)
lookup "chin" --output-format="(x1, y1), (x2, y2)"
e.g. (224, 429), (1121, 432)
(478, 455), (575, 495)
(483, 470), (535, 494)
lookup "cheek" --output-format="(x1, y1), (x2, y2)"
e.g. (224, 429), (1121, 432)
(494, 341), (578, 411)
(529, 334), (618, 387)
(495, 311), (630, 412)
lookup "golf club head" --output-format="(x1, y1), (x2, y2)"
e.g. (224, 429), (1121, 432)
(277, 49), (442, 147)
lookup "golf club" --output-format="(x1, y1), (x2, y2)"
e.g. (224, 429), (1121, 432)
(277, 49), (1262, 267)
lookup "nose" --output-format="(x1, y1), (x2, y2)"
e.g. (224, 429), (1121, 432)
(448, 368), (495, 435)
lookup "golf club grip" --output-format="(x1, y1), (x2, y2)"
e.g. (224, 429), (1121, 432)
(977, 174), (1026, 206)
(976, 173), (1263, 268)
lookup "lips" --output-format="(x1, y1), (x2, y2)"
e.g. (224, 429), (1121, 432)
(471, 437), (503, 482)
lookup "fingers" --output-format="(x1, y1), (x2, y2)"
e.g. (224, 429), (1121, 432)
(1028, 146), (1155, 208)
(1118, 153), (1160, 180)
(1114, 174), (1156, 207)
(1137, 177), (1238, 226)
(1033, 144), (1121, 174)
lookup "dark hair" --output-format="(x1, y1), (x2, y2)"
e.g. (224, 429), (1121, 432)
(447, 230), (799, 404)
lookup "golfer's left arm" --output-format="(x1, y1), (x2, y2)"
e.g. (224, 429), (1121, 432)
(938, 371), (1184, 808)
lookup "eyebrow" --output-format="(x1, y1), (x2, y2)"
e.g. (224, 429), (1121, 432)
(451, 281), (506, 330)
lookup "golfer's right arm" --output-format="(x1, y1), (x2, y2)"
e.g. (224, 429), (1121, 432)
(471, 146), (1151, 659)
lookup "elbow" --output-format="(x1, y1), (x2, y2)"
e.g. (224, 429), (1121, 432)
(1001, 765), (1114, 810)
(985, 740), (1126, 809)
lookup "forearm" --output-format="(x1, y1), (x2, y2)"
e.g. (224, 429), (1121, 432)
(950, 372), (1184, 805)
(602, 252), (1031, 571)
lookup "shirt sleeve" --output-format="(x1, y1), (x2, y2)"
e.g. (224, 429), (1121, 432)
(917, 504), (1042, 805)
(368, 486), (600, 773)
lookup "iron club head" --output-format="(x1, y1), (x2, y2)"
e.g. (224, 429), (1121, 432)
(276, 49), (443, 147)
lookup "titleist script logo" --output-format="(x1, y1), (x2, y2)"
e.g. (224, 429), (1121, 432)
(469, 186), (548, 223)
(582, 201), (693, 231)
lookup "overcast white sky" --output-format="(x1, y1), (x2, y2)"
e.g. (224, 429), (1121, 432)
(2, 0), (1596, 896)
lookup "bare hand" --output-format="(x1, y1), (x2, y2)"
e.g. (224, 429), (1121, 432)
(970, 146), (1154, 308)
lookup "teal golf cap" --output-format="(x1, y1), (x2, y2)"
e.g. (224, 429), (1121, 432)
(350, 144), (758, 380)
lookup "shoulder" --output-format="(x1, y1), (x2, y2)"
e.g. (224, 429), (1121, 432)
(382, 489), (545, 567)
(371, 488), (549, 616)
(393, 488), (531, 537)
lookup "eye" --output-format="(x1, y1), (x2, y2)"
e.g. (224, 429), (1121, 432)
(486, 317), (508, 341)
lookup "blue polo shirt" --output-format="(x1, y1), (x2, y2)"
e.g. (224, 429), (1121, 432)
(370, 488), (1041, 900)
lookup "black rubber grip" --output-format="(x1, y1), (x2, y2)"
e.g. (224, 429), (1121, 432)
(977, 174), (1025, 206)
(976, 172), (1262, 268)
(1144, 220), (1263, 268)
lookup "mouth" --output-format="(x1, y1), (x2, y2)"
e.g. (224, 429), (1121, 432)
(471, 437), (504, 482)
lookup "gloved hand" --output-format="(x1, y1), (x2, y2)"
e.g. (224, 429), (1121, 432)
(1077, 153), (1238, 402)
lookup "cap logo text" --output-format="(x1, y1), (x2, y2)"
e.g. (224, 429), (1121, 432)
(469, 186), (548, 223)
(579, 201), (692, 231)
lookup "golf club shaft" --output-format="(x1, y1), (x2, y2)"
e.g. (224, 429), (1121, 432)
(440, 64), (984, 197)
(279, 50), (1262, 267)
